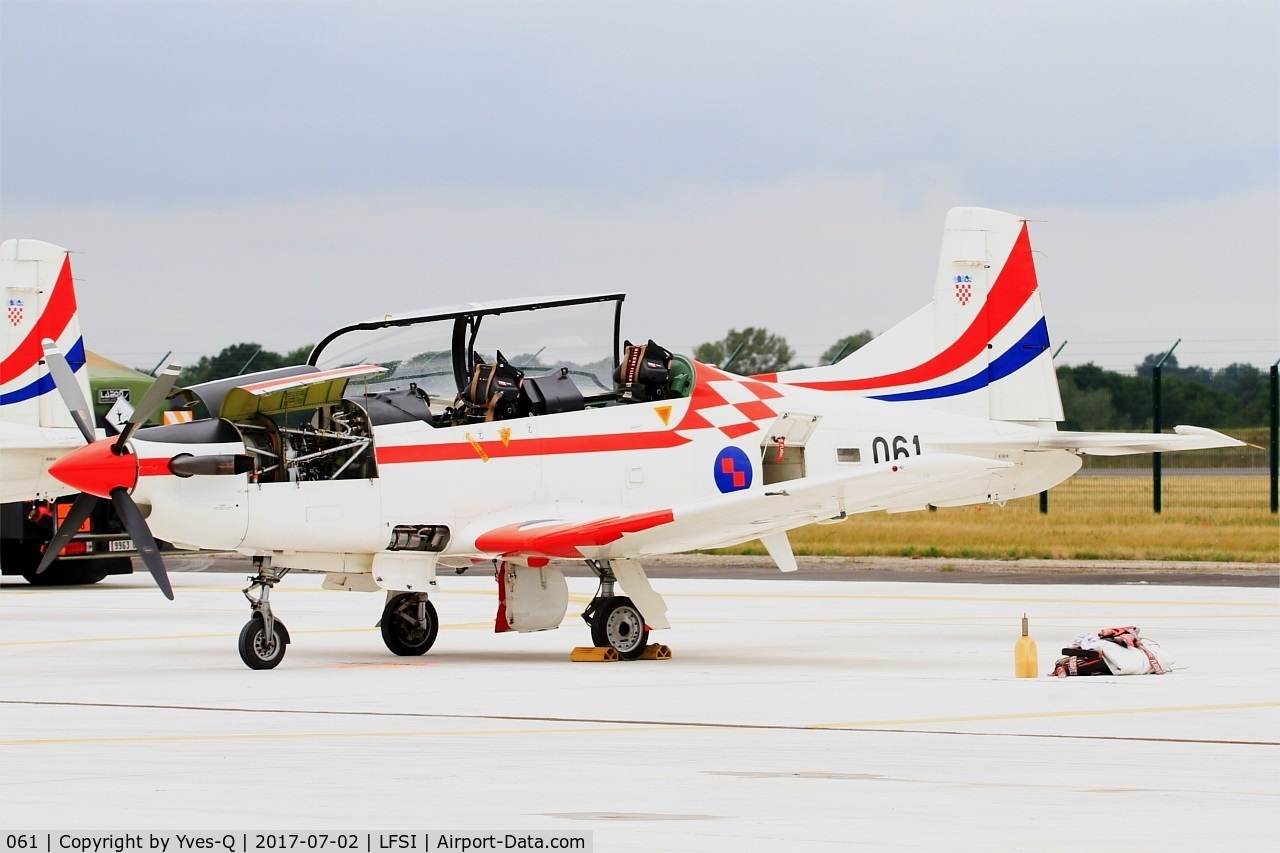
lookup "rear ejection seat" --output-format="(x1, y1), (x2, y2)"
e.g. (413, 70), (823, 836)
(615, 339), (675, 402)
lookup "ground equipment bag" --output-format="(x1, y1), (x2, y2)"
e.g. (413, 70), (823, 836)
(1051, 626), (1173, 677)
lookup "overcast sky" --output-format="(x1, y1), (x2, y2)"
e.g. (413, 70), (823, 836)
(2, 0), (1276, 372)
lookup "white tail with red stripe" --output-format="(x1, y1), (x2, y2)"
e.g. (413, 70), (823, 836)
(768, 207), (1064, 425)
(0, 239), (94, 501)
(1, 239), (91, 431)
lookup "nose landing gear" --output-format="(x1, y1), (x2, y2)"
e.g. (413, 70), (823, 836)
(238, 557), (291, 670)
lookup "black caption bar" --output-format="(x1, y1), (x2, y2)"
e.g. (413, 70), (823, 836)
(2, 834), (591, 853)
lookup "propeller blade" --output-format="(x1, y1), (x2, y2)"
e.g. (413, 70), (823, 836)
(40, 339), (96, 444)
(35, 492), (100, 575)
(115, 362), (183, 452)
(168, 453), (255, 477)
(109, 487), (173, 600)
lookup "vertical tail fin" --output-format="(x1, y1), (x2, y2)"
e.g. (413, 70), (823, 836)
(0, 239), (91, 431)
(768, 207), (1063, 424)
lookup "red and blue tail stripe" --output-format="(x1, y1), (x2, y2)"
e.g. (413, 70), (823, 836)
(763, 222), (1047, 401)
(0, 254), (84, 407)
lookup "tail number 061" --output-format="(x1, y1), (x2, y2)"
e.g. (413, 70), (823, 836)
(872, 435), (921, 464)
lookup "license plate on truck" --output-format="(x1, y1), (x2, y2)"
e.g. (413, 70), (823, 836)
(108, 539), (136, 552)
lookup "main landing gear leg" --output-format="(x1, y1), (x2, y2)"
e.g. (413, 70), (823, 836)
(238, 556), (292, 670)
(581, 559), (649, 661)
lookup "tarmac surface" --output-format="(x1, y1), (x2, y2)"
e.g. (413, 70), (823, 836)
(2, 557), (1277, 851)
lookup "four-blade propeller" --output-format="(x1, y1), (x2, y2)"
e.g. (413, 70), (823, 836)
(37, 340), (183, 599)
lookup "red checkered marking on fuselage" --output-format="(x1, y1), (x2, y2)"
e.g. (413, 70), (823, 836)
(674, 365), (783, 438)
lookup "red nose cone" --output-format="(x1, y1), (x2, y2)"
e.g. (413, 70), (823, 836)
(48, 439), (139, 498)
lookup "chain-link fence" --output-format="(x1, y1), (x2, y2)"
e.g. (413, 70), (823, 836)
(1011, 342), (1278, 513)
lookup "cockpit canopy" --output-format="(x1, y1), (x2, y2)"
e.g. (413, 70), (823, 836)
(309, 293), (625, 406)
(162, 293), (686, 485)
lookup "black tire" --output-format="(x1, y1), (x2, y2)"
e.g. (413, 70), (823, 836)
(589, 596), (650, 661)
(238, 614), (287, 670)
(21, 562), (113, 586)
(21, 562), (84, 586)
(6, 539), (64, 584)
(381, 593), (439, 656)
(77, 569), (110, 585)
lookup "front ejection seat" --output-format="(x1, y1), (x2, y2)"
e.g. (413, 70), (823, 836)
(460, 351), (524, 422)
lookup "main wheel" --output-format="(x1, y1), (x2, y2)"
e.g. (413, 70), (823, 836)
(589, 596), (649, 661)
(238, 614), (287, 670)
(381, 593), (439, 656)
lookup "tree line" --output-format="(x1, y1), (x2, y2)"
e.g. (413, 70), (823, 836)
(1059, 355), (1268, 431)
(178, 332), (1271, 430)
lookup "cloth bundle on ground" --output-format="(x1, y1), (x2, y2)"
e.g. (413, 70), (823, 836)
(1051, 626), (1176, 677)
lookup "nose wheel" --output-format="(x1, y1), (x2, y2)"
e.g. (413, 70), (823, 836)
(380, 592), (439, 656)
(238, 613), (288, 670)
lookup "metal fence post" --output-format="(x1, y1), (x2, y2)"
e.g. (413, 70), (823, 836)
(1152, 340), (1180, 515)
(1271, 362), (1278, 514)
(1153, 364), (1162, 513)
(1043, 340), (1066, 516)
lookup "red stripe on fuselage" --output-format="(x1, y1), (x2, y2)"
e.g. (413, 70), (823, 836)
(0, 254), (77, 383)
(376, 428), (691, 465)
(759, 223), (1038, 391)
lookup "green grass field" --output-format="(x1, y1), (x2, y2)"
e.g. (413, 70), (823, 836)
(709, 474), (1280, 563)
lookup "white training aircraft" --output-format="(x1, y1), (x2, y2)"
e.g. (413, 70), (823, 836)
(9, 209), (1242, 668)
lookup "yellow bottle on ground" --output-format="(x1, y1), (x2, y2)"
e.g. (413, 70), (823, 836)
(1015, 613), (1038, 678)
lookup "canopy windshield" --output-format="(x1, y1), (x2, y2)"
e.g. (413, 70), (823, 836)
(310, 294), (623, 400)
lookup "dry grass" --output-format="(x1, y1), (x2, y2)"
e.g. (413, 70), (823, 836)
(711, 475), (1280, 563)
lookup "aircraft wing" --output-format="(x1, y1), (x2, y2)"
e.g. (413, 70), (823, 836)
(933, 425), (1246, 457)
(469, 453), (1013, 562)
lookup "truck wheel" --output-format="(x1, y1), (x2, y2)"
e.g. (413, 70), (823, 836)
(21, 562), (87, 586)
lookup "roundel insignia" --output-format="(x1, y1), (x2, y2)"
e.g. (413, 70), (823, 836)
(713, 446), (753, 493)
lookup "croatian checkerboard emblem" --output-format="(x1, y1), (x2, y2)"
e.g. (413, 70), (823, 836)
(6, 299), (24, 327)
(713, 446), (752, 493)
(953, 275), (973, 306)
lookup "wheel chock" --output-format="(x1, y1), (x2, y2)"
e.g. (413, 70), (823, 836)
(641, 644), (672, 660)
(570, 646), (619, 662)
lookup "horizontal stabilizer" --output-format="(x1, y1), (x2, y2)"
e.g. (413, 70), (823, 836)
(1037, 425), (1246, 456)
(932, 425), (1245, 457)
